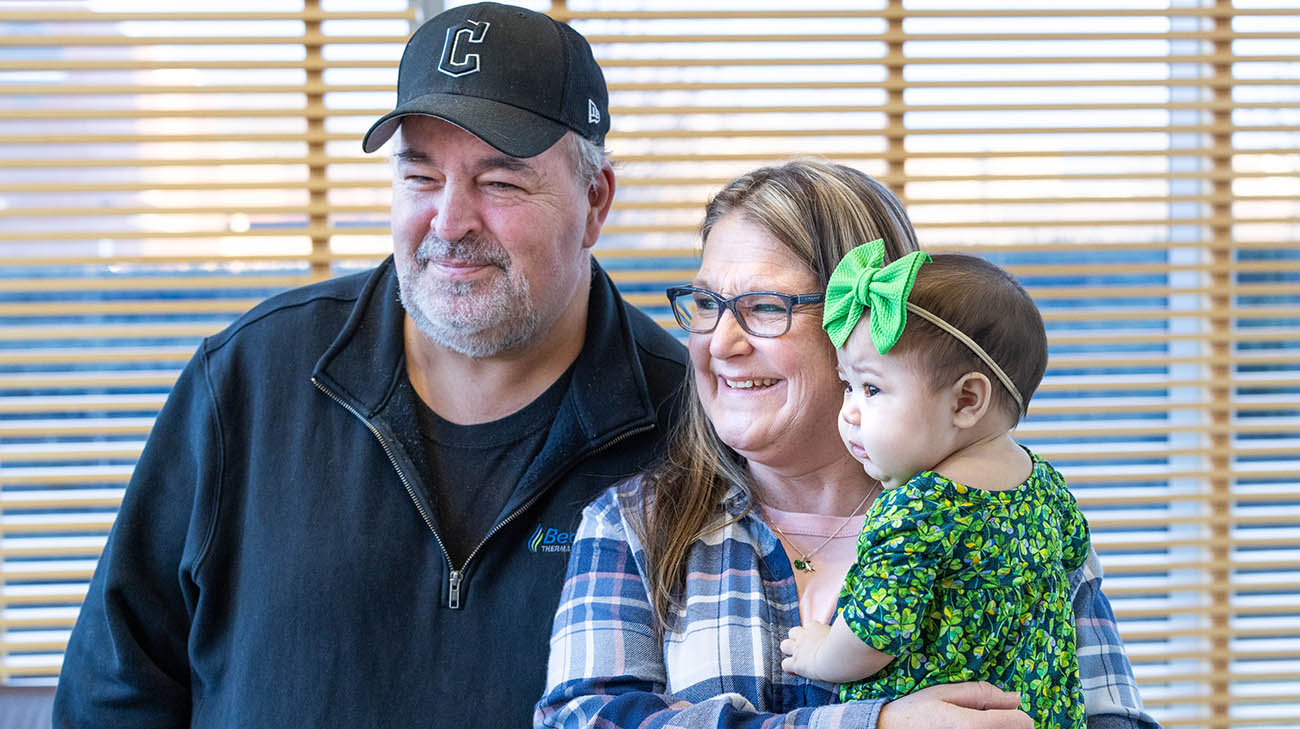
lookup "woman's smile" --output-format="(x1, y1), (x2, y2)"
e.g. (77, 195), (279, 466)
(719, 375), (780, 390)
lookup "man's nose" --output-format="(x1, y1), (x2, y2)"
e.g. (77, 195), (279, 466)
(430, 180), (480, 243)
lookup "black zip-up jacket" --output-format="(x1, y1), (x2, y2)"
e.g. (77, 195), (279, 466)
(54, 257), (687, 728)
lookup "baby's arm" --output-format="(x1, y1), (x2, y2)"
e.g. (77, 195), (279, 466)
(780, 617), (894, 684)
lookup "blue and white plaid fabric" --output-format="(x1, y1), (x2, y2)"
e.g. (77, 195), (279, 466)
(535, 479), (1160, 729)
(1071, 554), (1159, 729)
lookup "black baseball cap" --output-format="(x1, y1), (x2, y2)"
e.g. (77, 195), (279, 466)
(362, 2), (610, 158)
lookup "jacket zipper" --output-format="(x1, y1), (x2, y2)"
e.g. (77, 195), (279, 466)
(312, 378), (454, 578)
(447, 570), (463, 609)
(455, 422), (656, 575)
(315, 376), (656, 610)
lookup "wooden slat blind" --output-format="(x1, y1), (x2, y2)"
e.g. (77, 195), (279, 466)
(0, 0), (415, 686)
(2, 3), (1297, 728)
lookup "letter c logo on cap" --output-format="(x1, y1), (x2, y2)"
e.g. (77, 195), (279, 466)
(438, 20), (490, 78)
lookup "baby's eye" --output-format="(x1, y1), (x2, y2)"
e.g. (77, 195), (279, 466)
(865, 384), (881, 397)
(839, 379), (852, 393)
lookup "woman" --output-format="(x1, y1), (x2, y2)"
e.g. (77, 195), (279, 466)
(534, 160), (1156, 729)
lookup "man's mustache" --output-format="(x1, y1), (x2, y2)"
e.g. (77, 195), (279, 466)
(414, 235), (510, 270)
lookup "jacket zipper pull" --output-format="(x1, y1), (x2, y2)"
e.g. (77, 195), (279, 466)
(448, 570), (462, 610)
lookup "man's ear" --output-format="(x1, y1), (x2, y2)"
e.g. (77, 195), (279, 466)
(581, 160), (615, 250)
(950, 372), (994, 429)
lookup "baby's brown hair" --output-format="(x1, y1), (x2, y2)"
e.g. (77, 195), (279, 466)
(887, 253), (1048, 424)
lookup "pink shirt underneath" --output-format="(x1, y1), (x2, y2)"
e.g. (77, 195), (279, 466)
(762, 504), (867, 624)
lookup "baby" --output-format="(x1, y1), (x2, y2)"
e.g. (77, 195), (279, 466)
(779, 240), (1090, 729)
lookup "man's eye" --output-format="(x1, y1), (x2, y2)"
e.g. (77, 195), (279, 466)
(693, 296), (719, 311)
(750, 303), (788, 315)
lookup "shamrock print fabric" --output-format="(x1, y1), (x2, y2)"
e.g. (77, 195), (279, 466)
(837, 451), (1090, 729)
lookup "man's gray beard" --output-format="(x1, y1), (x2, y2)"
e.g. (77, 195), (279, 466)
(396, 236), (542, 358)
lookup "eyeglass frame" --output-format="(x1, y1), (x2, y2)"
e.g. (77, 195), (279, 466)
(664, 286), (826, 338)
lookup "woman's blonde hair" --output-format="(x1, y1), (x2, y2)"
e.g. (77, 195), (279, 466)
(635, 159), (920, 630)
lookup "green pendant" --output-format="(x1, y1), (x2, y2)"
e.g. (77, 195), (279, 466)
(793, 559), (813, 573)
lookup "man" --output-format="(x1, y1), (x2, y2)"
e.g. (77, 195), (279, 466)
(55, 4), (683, 727)
(53, 4), (1139, 728)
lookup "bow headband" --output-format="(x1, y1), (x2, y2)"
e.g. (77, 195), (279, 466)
(822, 240), (1026, 415)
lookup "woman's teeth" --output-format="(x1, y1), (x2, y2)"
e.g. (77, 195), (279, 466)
(725, 378), (777, 389)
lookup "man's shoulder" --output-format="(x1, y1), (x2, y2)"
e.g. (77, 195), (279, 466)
(203, 266), (381, 354)
(623, 302), (687, 371)
(618, 304), (687, 430)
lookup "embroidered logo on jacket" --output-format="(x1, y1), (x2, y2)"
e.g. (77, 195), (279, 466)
(529, 523), (574, 553)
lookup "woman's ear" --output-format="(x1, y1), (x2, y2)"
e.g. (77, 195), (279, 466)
(950, 372), (994, 429)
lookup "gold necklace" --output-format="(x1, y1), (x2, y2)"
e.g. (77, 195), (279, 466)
(766, 483), (880, 574)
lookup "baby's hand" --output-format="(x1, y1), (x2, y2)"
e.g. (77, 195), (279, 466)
(779, 621), (831, 679)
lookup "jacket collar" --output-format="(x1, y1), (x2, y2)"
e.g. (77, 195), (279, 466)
(311, 255), (657, 439)
(311, 256), (408, 419)
(562, 257), (660, 442)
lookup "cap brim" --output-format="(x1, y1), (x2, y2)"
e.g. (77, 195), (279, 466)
(362, 92), (569, 158)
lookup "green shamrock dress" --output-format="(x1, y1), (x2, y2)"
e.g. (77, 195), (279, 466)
(837, 450), (1090, 729)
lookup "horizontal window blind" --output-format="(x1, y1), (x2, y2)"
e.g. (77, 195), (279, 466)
(3, 2), (1298, 728)
(0, 0), (414, 686)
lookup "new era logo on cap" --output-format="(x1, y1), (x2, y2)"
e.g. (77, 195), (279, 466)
(361, 2), (610, 158)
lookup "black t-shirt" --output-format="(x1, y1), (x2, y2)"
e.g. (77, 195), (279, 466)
(414, 368), (573, 566)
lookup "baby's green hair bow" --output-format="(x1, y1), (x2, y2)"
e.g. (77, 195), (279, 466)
(822, 239), (931, 352)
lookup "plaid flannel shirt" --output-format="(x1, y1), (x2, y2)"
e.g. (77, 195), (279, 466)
(535, 479), (1159, 729)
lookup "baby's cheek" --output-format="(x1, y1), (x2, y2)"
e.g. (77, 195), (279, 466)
(835, 417), (853, 447)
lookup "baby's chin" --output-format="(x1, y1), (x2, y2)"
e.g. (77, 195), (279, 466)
(848, 450), (908, 490)
(856, 460), (886, 484)
(862, 464), (906, 490)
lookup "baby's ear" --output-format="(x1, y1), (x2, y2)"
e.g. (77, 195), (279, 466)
(950, 372), (994, 429)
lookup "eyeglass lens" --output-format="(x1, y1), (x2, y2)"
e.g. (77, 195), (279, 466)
(670, 290), (792, 336)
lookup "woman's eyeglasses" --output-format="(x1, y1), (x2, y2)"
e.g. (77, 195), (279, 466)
(665, 286), (825, 338)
